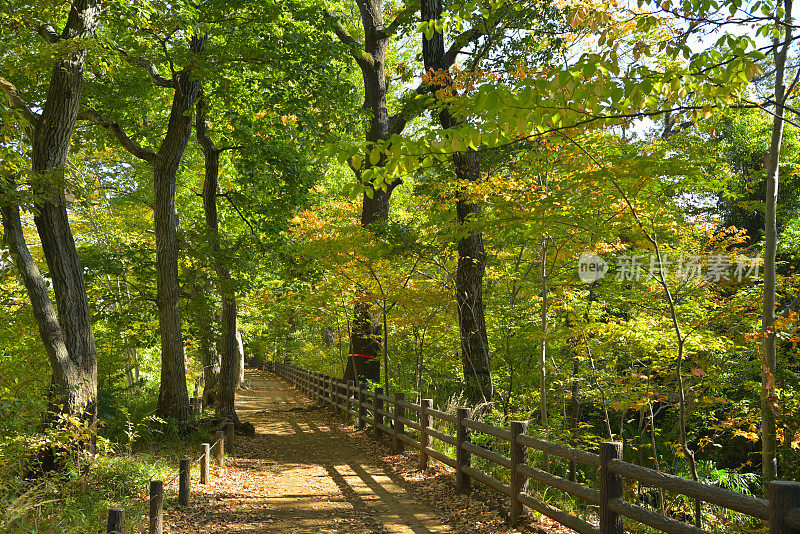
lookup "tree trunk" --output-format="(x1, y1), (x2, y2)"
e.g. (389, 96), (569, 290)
(761, 0), (792, 483)
(200, 336), (220, 407)
(0, 0), (101, 435)
(333, 0), (394, 384)
(236, 329), (245, 387)
(153, 36), (206, 421)
(569, 347), (579, 481)
(539, 239), (549, 469)
(454, 161), (492, 403)
(345, 302), (381, 383)
(196, 90), (240, 423)
(422, 0), (492, 403)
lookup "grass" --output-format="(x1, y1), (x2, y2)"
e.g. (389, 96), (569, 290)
(0, 405), (217, 534)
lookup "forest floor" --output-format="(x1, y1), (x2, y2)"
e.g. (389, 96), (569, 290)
(165, 368), (563, 533)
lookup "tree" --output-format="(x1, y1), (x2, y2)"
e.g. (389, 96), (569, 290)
(420, 0), (491, 402)
(86, 25), (207, 421)
(196, 90), (239, 423)
(760, 0), (794, 483)
(0, 0), (101, 435)
(324, 0), (413, 383)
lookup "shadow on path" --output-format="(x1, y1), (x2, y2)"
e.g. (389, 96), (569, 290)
(166, 369), (450, 533)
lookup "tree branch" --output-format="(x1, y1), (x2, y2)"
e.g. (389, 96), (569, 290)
(382, 0), (419, 37)
(323, 10), (373, 70)
(35, 23), (60, 43)
(82, 108), (158, 164)
(388, 81), (428, 135)
(444, 25), (489, 68)
(115, 47), (175, 88)
(0, 76), (40, 126)
(220, 193), (265, 251)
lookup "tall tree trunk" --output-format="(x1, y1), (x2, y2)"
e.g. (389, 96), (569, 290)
(569, 347), (579, 481)
(761, 0), (792, 483)
(0, 0), (101, 434)
(328, 0), (394, 384)
(196, 91), (240, 423)
(422, 0), (491, 403)
(539, 238), (549, 468)
(85, 35), (206, 422)
(236, 329), (245, 387)
(153, 37), (206, 421)
(199, 330), (220, 407)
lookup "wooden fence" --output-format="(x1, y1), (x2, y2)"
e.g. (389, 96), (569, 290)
(266, 361), (800, 534)
(106, 423), (234, 533)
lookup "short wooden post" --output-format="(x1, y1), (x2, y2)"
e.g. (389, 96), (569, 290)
(215, 430), (225, 468)
(374, 387), (384, 439)
(394, 392), (405, 452)
(456, 407), (471, 493)
(770, 481), (800, 534)
(346, 380), (354, 421)
(358, 383), (367, 430)
(149, 480), (163, 534)
(510, 421), (529, 525)
(419, 399), (433, 469)
(200, 443), (210, 484)
(107, 507), (124, 533)
(224, 421), (235, 454)
(329, 377), (337, 414)
(599, 441), (623, 534)
(179, 457), (190, 506)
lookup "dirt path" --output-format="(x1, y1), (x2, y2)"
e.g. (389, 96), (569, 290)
(166, 368), (451, 533)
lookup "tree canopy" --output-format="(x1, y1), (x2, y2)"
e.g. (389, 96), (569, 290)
(1, 0), (800, 530)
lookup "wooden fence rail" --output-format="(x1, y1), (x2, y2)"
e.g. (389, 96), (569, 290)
(266, 361), (800, 534)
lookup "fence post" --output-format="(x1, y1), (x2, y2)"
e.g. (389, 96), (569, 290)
(770, 481), (800, 534)
(420, 399), (433, 469)
(358, 383), (367, 430)
(200, 443), (210, 484)
(599, 441), (623, 534)
(374, 387), (384, 439)
(510, 421), (529, 525)
(329, 377), (337, 414)
(216, 430), (225, 468)
(224, 421), (235, 454)
(179, 458), (190, 506)
(394, 392), (405, 452)
(107, 507), (124, 533)
(149, 480), (163, 534)
(456, 407), (471, 494)
(346, 380), (354, 422)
